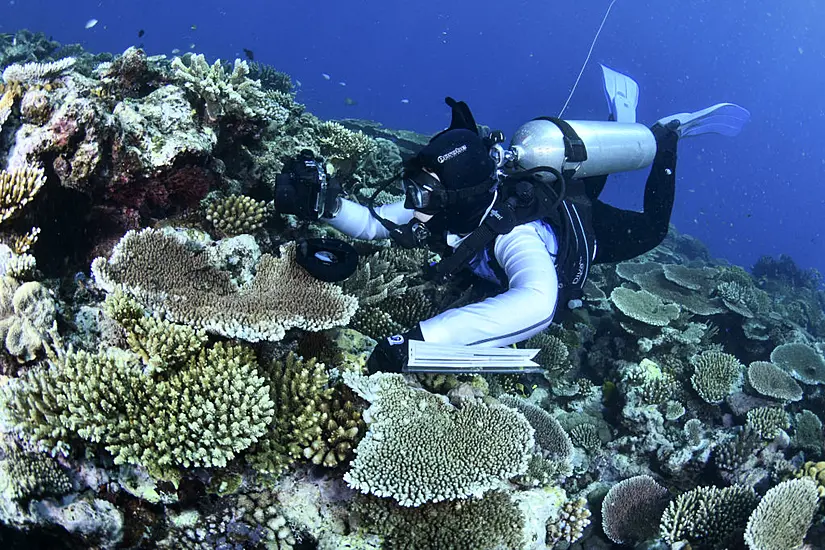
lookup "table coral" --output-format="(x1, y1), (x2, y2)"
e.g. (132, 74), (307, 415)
(770, 342), (825, 385)
(91, 228), (358, 342)
(343, 372), (534, 507)
(747, 360), (803, 402)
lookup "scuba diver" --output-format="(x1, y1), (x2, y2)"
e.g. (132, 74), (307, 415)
(276, 69), (749, 374)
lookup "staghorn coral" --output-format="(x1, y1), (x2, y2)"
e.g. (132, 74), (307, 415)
(205, 195), (270, 236)
(690, 350), (744, 404)
(659, 485), (759, 549)
(1, 57), (76, 84)
(610, 287), (680, 326)
(340, 248), (407, 307)
(601, 475), (669, 545)
(91, 228), (358, 342)
(747, 360), (803, 402)
(770, 342), (825, 385)
(0, 165), (46, 225)
(0, 444), (72, 501)
(0, 343), (274, 480)
(746, 406), (790, 440)
(0, 276), (57, 361)
(743, 478), (818, 550)
(342, 372), (534, 506)
(355, 491), (525, 550)
(545, 497), (591, 548)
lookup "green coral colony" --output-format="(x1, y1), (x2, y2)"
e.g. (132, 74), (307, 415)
(0, 30), (823, 549)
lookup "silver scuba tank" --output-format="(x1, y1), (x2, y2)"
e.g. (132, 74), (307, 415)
(503, 119), (656, 181)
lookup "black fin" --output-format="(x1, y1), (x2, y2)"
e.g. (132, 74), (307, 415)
(445, 97), (479, 134)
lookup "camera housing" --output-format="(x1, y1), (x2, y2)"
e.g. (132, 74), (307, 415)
(275, 149), (342, 220)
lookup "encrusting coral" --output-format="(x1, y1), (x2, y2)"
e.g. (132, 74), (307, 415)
(343, 372), (535, 506)
(91, 228), (359, 342)
(0, 276), (57, 361)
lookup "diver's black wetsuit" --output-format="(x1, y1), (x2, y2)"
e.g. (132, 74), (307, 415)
(585, 136), (677, 264)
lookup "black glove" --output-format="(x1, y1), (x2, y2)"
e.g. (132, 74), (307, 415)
(366, 325), (424, 374)
(651, 119), (680, 157)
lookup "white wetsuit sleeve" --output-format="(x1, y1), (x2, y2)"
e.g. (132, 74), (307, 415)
(419, 223), (559, 347)
(326, 199), (415, 240)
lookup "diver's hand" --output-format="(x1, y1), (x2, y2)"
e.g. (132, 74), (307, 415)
(366, 325), (424, 374)
(651, 119), (680, 156)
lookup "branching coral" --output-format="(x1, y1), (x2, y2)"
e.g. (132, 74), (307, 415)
(499, 395), (573, 479)
(795, 461), (825, 497)
(659, 485), (759, 549)
(792, 410), (824, 453)
(171, 54), (288, 125)
(317, 120), (376, 163)
(343, 372), (534, 506)
(0, 444), (72, 501)
(690, 350), (744, 404)
(744, 479), (818, 550)
(0, 165), (46, 225)
(746, 406), (790, 440)
(526, 331), (571, 379)
(601, 475), (669, 545)
(0, 343), (275, 480)
(205, 195), (270, 236)
(91, 228), (358, 342)
(340, 248), (407, 307)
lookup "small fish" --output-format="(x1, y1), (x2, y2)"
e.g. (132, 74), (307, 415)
(243, 48), (254, 61)
(137, 29), (145, 38)
(190, 24), (197, 30)
(321, 73), (330, 80)
(400, 98), (410, 104)
(85, 18), (98, 29)
(171, 48), (181, 54)
(338, 81), (346, 86)
(295, 80), (302, 87)
(344, 97), (357, 106)
(189, 43), (196, 49)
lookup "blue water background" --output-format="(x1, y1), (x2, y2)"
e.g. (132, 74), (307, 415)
(3, 0), (824, 278)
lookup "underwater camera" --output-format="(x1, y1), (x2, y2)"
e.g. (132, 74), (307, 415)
(274, 149), (342, 220)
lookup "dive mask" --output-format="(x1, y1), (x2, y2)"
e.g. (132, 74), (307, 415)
(402, 170), (445, 215)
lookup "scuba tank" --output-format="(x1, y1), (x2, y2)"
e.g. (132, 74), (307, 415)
(491, 118), (657, 181)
